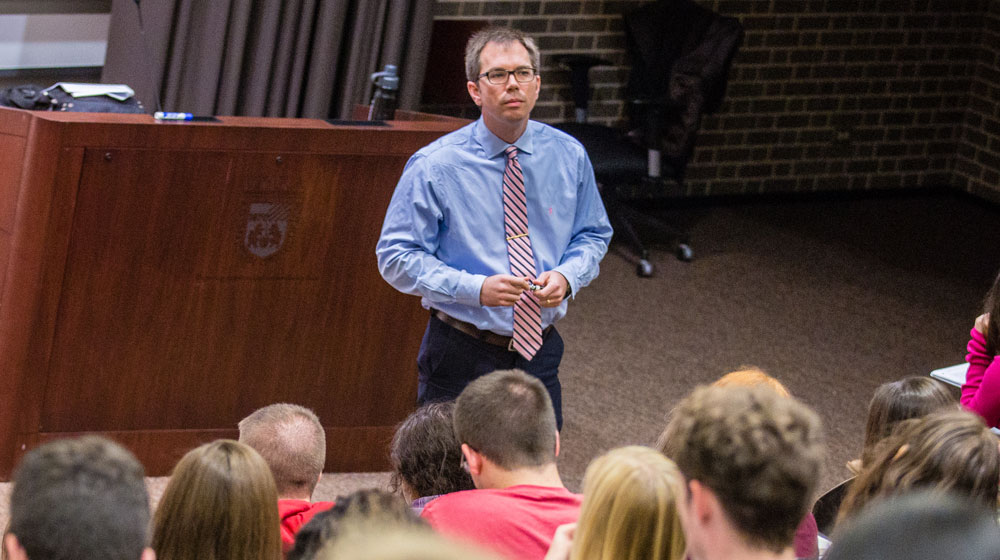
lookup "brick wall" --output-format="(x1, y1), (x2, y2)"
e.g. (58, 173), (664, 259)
(954, 1), (1000, 204)
(429, 0), (1000, 200)
(428, 0), (634, 123)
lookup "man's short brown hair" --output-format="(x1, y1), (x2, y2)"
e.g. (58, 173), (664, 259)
(656, 385), (823, 553)
(464, 26), (541, 83)
(453, 369), (557, 470)
(238, 403), (326, 497)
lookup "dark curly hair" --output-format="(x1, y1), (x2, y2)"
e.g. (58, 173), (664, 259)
(389, 402), (475, 500)
(287, 489), (424, 560)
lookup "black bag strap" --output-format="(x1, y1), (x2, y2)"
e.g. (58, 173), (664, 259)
(0, 84), (50, 110)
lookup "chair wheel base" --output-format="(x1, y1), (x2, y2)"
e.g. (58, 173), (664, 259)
(676, 243), (693, 262)
(636, 259), (654, 277)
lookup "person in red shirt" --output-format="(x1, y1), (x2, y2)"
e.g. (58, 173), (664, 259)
(239, 403), (334, 552)
(421, 369), (581, 560)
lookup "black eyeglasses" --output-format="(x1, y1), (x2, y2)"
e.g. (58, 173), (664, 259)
(477, 67), (537, 85)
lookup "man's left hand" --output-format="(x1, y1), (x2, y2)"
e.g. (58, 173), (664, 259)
(534, 271), (569, 308)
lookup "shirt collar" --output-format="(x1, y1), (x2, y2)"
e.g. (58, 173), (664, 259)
(474, 118), (535, 159)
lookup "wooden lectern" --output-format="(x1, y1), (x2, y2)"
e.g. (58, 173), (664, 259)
(0, 107), (466, 479)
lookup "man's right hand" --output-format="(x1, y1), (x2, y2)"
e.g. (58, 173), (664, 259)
(480, 274), (531, 306)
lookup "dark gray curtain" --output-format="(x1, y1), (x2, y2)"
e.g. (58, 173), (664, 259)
(101, 0), (433, 118)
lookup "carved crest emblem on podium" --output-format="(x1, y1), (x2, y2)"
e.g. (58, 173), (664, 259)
(244, 202), (290, 258)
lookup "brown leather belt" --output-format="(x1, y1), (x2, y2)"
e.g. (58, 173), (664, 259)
(432, 309), (551, 351)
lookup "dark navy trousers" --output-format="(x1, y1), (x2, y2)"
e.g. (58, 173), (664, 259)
(416, 314), (565, 430)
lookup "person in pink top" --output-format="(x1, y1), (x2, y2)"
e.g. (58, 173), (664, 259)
(961, 268), (1000, 427)
(421, 369), (582, 560)
(239, 403), (335, 552)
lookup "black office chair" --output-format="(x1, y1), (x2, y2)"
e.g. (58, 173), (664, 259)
(554, 0), (742, 277)
(813, 477), (854, 538)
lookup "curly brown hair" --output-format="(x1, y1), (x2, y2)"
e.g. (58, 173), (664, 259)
(389, 402), (474, 500)
(656, 385), (824, 553)
(288, 489), (425, 560)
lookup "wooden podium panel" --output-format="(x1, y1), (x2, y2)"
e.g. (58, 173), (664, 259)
(0, 107), (466, 478)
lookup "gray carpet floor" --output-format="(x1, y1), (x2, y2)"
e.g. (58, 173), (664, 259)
(1, 191), (997, 527)
(314, 191), (1000, 497)
(555, 191), (1000, 495)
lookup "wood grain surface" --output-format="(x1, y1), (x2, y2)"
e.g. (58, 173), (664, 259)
(0, 107), (466, 477)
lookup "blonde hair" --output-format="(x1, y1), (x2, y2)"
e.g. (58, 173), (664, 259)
(317, 525), (501, 560)
(712, 366), (791, 397)
(152, 440), (281, 560)
(571, 446), (686, 560)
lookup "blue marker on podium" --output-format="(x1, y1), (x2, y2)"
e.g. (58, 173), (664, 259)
(154, 111), (193, 121)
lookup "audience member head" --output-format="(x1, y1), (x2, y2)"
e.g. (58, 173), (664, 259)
(464, 26), (541, 83)
(152, 439), (281, 560)
(656, 385), (823, 559)
(859, 377), (954, 467)
(983, 267), (1000, 355)
(711, 366), (790, 397)
(454, 369), (558, 473)
(288, 489), (425, 560)
(826, 491), (1000, 560)
(5, 436), (152, 560)
(238, 403), (326, 500)
(389, 401), (475, 502)
(570, 446), (686, 560)
(317, 525), (502, 560)
(837, 408), (1000, 526)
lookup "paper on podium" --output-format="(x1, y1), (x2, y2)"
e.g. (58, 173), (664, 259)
(49, 83), (136, 101)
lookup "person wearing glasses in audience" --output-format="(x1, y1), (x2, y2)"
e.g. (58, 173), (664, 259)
(377, 26), (612, 430)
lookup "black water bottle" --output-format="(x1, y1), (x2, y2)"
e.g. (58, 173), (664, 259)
(368, 64), (399, 121)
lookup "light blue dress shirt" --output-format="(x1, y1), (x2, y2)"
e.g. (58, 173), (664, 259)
(376, 118), (612, 336)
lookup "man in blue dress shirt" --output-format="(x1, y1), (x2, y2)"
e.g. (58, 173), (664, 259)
(376, 26), (612, 429)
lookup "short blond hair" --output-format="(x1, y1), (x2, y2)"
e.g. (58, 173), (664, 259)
(239, 403), (326, 497)
(571, 446), (686, 560)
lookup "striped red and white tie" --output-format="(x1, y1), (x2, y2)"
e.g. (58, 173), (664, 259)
(502, 145), (543, 360)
